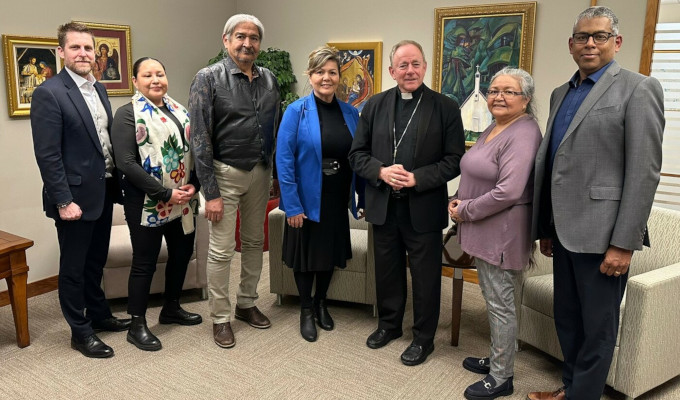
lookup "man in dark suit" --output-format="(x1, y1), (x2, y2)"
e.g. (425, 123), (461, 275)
(31, 22), (130, 359)
(349, 40), (465, 366)
(528, 7), (664, 400)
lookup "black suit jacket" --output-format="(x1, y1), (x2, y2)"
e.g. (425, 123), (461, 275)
(349, 85), (465, 232)
(31, 68), (120, 221)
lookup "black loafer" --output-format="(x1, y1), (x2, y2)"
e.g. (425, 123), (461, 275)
(159, 307), (203, 326)
(92, 317), (131, 332)
(366, 328), (403, 349)
(463, 356), (491, 374)
(71, 334), (114, 358)
(400, 342), (434, 366)
(464, 374), (513, 400)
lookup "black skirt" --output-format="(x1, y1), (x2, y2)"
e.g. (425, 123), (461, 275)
(282, 167), (352, 272)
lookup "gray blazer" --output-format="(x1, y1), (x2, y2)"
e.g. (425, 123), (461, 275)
(532, 61), (664, 253)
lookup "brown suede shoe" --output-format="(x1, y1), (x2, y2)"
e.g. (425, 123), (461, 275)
(213, 322), (235, 348)
(526, 386), (566, 400)
(234, 305), (271, 329)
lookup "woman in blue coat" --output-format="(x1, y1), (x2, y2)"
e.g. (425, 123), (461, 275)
(276, 46), (364, 342)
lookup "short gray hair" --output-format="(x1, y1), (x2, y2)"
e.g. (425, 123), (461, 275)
(223, 14), (264, 41)
(573, 6), (619, 36)
(389, 40), (426, 66)
(490, 67), (536, 118)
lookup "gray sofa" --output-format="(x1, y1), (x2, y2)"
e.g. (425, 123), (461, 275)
(268, 207), (376, 313)
(101, 204), (209, 299)
(517, 206), (680, 399)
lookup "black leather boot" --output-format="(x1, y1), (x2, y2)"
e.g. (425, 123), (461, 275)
(300, 308), (317, 342)
(314, 299), (334, 331)
(127, 315), (162, 351)
(159, 300), (203, 326)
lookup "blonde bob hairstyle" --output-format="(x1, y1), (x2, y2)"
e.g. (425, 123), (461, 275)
(305, 46), (341, 76)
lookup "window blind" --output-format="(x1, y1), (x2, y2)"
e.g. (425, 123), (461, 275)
(651, 22), (680, 210)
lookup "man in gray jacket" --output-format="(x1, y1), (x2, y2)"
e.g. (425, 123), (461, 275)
(528, 6), (664, 400)
(189, 13), (280, 349)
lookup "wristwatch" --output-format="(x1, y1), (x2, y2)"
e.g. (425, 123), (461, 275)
(56, 200), (72, 209)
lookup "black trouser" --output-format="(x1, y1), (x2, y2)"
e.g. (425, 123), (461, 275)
(294, 270), (334, 309)
(553, 237), (627, 400)
(372, 196), (442, 346)
(124, 201), (195, 316)
(55, 187), (115, 339)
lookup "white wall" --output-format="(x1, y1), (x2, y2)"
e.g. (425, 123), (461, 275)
(0, 0), (649, 289)
(238, 0), (647, 225)
(0, 0), (236, 290)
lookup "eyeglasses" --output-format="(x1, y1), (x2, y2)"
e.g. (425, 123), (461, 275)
(572, 32), (616, 44)
(486, 90), (523, 98)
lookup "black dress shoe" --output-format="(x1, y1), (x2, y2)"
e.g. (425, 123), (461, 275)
(71, 334), (114, 358)
(400, 342), (434, 366)
(92, 317), (132, 332)
(127, 315), (162, 351)
(366, 328), (402, 349)
(314, 300), (334, 331)
(159, 305), (203, 326)
(463, 356), (491, 374)
(300, 308), (317, 342)
(464, 374), (513, 400)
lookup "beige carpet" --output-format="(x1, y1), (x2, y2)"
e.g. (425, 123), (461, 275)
(1, 253), (678, 400)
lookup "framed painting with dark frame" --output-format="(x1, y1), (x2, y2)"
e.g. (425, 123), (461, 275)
(77, 22), (133, 96)
(2, 35), (62, 117)
(432, 2), (537, 146)
(327, 41), (382, 113)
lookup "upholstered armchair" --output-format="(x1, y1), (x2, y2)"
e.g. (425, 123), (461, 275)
(517, 206), (680, 399)
(268, 207), (376, 314)
(101, 204), (208, 299)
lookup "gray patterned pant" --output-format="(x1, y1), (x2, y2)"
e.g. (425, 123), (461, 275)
(476, 258), (519, 379)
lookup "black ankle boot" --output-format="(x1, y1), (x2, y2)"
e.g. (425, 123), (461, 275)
(159, 300), (203, 326)
(300, 308), (317, 342)
(127, 315), (162, 351)
(314, 299), (334, 331)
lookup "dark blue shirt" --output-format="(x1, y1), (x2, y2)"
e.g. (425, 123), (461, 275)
(548, 61), (613, 172)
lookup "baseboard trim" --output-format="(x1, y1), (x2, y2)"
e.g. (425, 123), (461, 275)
(442, 267), (478, 284)
(0, 275), (59, 307)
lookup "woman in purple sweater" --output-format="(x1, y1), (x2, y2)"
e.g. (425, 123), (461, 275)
(449, 67), (542, 400)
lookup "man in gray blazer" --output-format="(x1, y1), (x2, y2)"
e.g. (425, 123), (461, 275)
(527, 7), (664, 400)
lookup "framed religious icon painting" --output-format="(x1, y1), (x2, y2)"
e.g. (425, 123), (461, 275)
(2, 35), (62, 117)
(77, 22), (133, 96)
(327, 41), (382, 113)
(432, 2), (536, 145)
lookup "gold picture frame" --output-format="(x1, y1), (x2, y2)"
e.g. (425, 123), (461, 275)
(327, 41), (382, 112)
(2, 35), (61, 117)
(77, 21), (133, 96)
(432, 2), (537, 145)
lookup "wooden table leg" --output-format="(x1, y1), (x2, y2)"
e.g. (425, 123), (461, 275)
(450, 267), (464, 346)
(7, 272), (30, 348)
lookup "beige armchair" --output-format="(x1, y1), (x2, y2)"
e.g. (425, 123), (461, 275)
(268, 207), (376, 314)
(517, 206), (680, 399)
(101, 204), (209, 299)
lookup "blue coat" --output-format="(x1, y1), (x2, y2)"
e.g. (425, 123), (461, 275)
(276, 93), (364, 222)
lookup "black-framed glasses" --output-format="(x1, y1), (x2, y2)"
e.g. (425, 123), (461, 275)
(486, 90), (523, 98)
(572, 31), (616, 44)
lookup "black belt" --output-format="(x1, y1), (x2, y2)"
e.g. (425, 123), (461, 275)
(322, 158), (341, 175)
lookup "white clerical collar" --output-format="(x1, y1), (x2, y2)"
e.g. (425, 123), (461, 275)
(400, 92), (413, 100)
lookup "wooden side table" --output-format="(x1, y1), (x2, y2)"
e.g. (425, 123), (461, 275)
(442, 235), (476, 347)
(0, 230), (34, 348)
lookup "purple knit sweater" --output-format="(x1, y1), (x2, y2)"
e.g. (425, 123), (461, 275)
(454, 115), (542, 270)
